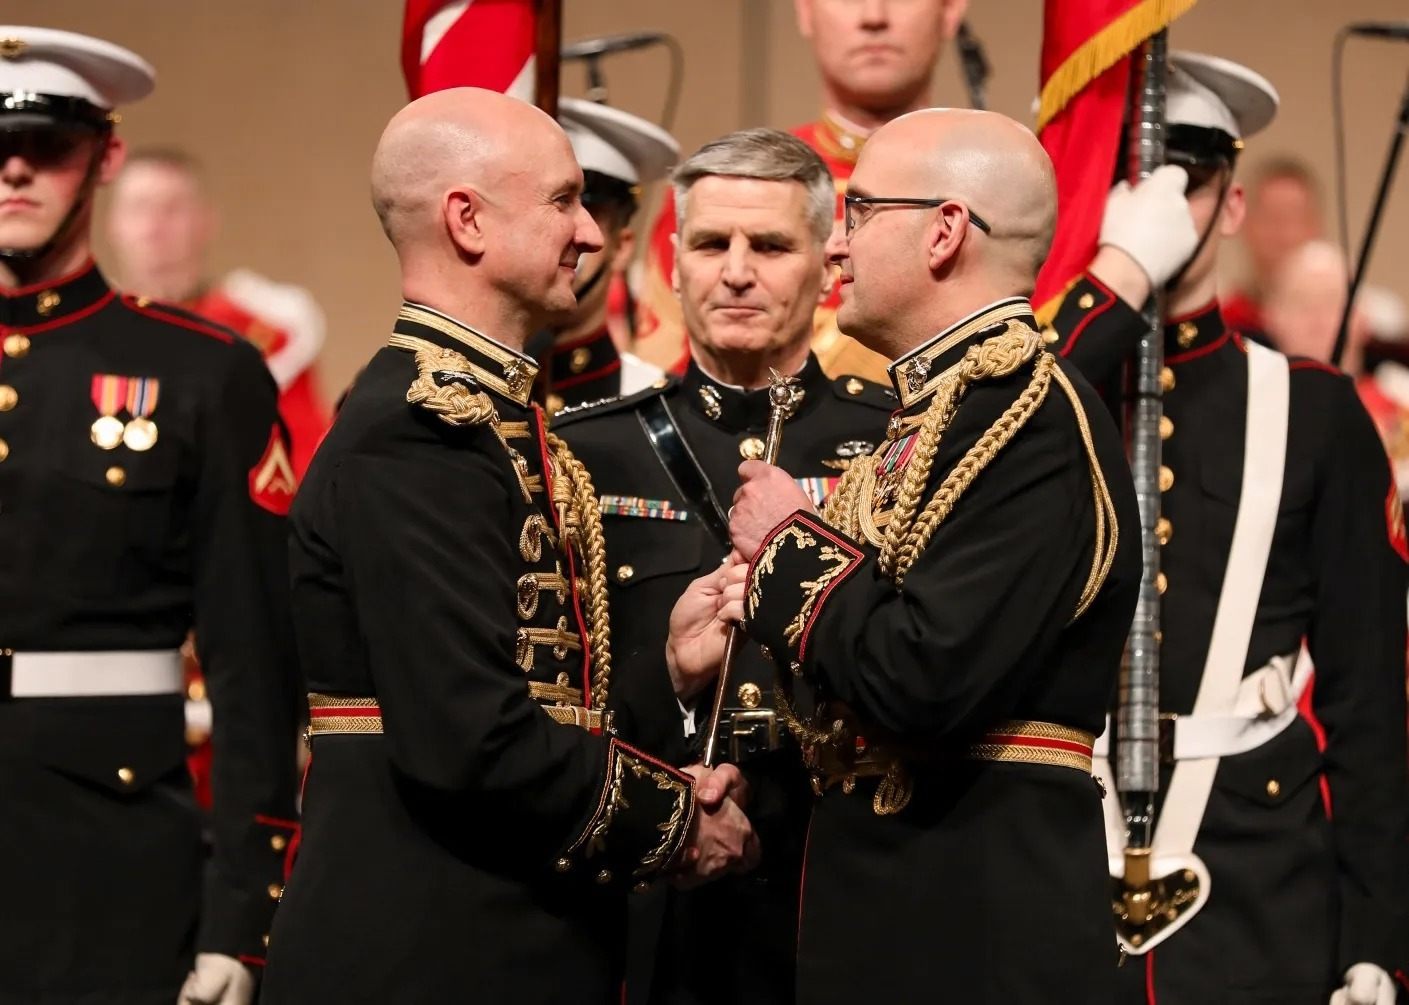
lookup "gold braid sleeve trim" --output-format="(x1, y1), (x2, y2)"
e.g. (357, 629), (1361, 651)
(1049, 366), (1120, 620)
(545, 432), (613, 708)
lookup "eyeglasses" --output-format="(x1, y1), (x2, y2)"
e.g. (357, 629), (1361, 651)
(843, 194), (993, 236)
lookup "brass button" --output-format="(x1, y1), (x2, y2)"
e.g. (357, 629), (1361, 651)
(569, 346), (591, 374)
(116, 766), (135, 786)
(187, 678), (206, 702)
(739, 436), (766, 461)
(262, 934), (271, 948)
(1177, 321), (1198, 348)
(267, 883), (283, 900)
(0, 438), (10, 462)
(1265, 779), (1281, 798)
(554, 857), (572, 873)
(595, 869), (613, 885)
(1159, 415), (1174, 440)
(1155, 517), (1173, 546)
(1159, 465), (1174, 492)
(105, 466), (127, 487)
(1041, 326), (1059, 345)
(738, 682), (762, 709)
(615, 564), (635, 584)
(545, 393), (565, 416)
(35, 289), (60, 316)
(845, 377), (864, 396)
(3, 334), (30, 358)
(1160, 367), (1175, 393)
(134, 296), (150, 308)
(270, 834), (288, 852)
(1154, 630), (1163, 644)
(1077, 292), (1095, 310)
(1156, 572), (1168, 595)
(0, 385), (18, 411)
(651, 377), (669, 389)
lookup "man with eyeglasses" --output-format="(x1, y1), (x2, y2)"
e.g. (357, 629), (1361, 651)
(0, 25), (300, 1005)
(1046, 53), (1409, 1004)
(634, 0), (969, 385)
(714, 107), (1141, 1002)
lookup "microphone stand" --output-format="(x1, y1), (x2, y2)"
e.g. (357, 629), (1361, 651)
(1333, 67), (1409, 366)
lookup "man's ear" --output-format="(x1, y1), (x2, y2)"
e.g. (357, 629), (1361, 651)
(924, 204), (969, 274)
(97, 133), (127, 184)
(610, 224), (636, 273)
(794, 0), (815, 39)
(1219, 181), (1246, 239)
(445, 186), (487, 257)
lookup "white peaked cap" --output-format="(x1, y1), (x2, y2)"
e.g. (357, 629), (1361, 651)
(558, 97), (678, 186)
(0, 26), (154, 109)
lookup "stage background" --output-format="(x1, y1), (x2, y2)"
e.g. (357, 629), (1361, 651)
(9, 0), (1408, 394)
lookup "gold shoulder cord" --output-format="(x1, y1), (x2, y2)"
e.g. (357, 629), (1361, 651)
(545, 432), (614, 709)
(392, 333), (615, 705)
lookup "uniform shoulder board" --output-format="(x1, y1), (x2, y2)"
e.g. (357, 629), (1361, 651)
(550, 374), (679, 429)
(829, 373), (897, 411)
(119, 294), (241, 345)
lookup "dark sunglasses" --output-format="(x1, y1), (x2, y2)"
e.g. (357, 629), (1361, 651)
(843, 194), (993, 236)
(0, 126), (92, 167)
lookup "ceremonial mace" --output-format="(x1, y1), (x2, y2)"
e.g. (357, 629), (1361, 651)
(701, 368), (801, 767)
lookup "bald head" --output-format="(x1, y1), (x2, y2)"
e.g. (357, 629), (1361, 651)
(368, 87), (604, 341)
(370, 87), (559, 250)
(869, 108), (1057, 281)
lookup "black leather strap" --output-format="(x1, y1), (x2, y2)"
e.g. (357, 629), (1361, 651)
(637, 395), (731, 548)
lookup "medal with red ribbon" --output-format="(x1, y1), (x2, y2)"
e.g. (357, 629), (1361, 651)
(90, 374), (128, 450)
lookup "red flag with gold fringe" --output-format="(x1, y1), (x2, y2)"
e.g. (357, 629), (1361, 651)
(1033, 0), (1199, 317)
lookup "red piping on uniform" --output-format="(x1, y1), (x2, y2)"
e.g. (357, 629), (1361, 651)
(254, 814), (299, 830)
(1166, 300), (1219, 326)
(797, 813), (813, 960)
(1289, 359), (1341, 376)
(239, 955), (266, 967)
(2, 289), (114, 335)
(790, 514), (865, 662)
(534, 405), (596, 715)
(121, 296), (235, 343)
(0, 257), (96, 296)
(981, 733), (1092, 756)
(308, 705), (380, 718)
(1058, 275), (1117, 359)
(552, 326), (612, 354)
(1166, 329), (1233, 366)
(1145, 949), (1157, 1005)
(553, 358), (621, 391)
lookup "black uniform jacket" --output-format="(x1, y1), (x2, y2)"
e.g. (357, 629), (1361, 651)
(0, 262), (300, 1003)
(261, 302), (695, 1005)
(744, 299), (1142, 1004)
(1053, 275), (1409, 1003)
(547, 324), (624, 413)
(554, 354), (894, 1005)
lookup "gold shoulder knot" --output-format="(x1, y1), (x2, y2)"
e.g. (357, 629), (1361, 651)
(404, 343), (497, 427)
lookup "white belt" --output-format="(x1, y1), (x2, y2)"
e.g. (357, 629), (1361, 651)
(7, 650), (185, 698)
(1093, 650), (1312, 761)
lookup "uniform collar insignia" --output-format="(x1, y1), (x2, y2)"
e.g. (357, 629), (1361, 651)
(0, 259), (111, 330)
(393, 302), (538, 408)
(1165, 302), (1227, 360)
(887, 297), (1035, 410)
(682, 353), (825, 431)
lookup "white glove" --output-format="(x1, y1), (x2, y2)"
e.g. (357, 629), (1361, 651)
(1330, 962), (1397, 1005)
(1098, 164), (1198, 288)
(177, 953), (255, 1005)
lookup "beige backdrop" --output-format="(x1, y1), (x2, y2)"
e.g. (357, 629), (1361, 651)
(9, 0), (1408, 394)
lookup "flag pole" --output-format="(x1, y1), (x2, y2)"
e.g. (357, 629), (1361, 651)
(534, 0), (563, 117)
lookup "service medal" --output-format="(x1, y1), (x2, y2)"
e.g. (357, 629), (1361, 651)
(90, 415), (125, 450)
(122, 416), (159, 452)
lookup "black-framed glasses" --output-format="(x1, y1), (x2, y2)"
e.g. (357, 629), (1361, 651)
(843, 194), (993, 236)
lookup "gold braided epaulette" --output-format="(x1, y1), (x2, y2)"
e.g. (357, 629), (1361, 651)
(390, 333), (497, 427)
